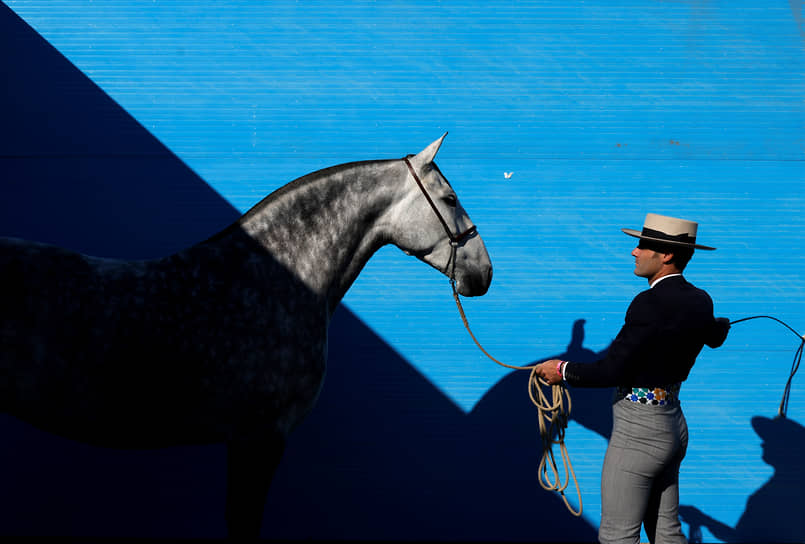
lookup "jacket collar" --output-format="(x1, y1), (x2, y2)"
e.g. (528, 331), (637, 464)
(650, 273), (683, 289)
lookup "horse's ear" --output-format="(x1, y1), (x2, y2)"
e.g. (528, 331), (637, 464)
(414, 132), (448, 164)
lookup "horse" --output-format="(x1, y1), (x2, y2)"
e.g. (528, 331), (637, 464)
(0, 134), (492, 538)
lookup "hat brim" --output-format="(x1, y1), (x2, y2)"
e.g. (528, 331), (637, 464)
(622, 228), (716, 251)
(751, 415), (805, 440)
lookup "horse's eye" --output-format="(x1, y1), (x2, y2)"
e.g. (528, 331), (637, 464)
(443, 194), (458, 207)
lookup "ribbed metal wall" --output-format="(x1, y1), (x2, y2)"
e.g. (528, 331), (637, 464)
(2, 1), (804, 541)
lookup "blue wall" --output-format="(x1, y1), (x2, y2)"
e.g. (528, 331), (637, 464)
(2, 1), (804, 541)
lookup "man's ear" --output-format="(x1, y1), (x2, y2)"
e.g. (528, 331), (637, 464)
(661, 252), (675, 265)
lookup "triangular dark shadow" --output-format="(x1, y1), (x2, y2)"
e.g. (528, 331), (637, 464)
(0, 4), (598, 540)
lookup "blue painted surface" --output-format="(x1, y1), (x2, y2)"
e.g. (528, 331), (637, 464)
(2, 1), (805, 541)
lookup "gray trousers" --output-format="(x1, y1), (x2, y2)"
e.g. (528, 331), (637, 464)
(599, 398), (689, 544)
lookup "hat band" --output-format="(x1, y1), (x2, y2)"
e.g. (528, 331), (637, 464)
(641, 227), (696, 245)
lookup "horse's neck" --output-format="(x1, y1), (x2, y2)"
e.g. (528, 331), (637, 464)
(235, 160), (399, 314)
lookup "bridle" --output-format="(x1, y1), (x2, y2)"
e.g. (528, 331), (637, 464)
(402, 156), (477, 283)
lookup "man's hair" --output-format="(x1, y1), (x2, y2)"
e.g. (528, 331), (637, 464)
(668, 247), (694, 271)
(638, 240), (694, 271)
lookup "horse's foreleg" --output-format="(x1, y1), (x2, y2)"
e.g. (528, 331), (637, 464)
(225, 434), (286, 539)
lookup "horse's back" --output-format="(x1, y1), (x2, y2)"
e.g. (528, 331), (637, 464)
(0, 237), (147, 433)
(1, 237), (104, 353)
(0, 235), (329, 446)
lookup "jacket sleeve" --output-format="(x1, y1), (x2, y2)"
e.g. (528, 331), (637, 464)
(563, 292), (655, 387)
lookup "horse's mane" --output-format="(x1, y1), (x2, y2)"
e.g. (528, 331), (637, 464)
(203, 158), (396, 244)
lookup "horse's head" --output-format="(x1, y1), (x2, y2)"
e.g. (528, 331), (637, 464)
(391, 134), (492, 297)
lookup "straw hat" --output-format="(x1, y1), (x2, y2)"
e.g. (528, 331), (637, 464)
(622, 213), (715, 251)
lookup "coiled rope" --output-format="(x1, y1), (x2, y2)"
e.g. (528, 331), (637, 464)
(450, 283), (583, 517)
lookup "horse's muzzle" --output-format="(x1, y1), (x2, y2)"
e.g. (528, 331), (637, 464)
(457, 263), (492, 297)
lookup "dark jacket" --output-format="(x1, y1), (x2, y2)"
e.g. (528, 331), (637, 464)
(564, 275), (728, 388)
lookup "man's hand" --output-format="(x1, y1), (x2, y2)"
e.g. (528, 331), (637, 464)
(708, 317), (731, 348)
(536, 359), (564, 385)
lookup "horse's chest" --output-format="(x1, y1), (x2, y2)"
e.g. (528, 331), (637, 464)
(197, 289), (330, 431)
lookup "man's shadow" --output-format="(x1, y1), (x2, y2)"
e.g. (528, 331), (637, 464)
(474, 319), (614, 441)
(679, 415), (805, 543)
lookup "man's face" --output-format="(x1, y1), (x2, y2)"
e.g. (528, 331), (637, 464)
(631, 244), (666, 281)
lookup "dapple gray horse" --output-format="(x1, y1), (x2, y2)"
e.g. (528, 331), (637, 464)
(0, 135), (492, 538)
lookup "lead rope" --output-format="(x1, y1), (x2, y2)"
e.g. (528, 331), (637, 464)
(450, 281), (583, 517)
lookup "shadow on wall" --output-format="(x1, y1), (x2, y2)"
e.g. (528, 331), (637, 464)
(0, 4), (237, 537)
(0, 5), (598, 540)
(263, 315), (609, 541)
(679, 415), (805, 544)
(0, 5), (234, 258)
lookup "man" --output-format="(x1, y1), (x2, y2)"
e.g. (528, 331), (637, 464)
(537, 213), (730, 544)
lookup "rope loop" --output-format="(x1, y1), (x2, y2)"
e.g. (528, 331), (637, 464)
(530, 369), (583, 516)
(451, 284), (583, 517)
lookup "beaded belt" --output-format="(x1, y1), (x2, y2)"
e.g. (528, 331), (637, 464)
(616, 383), (681, 406)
